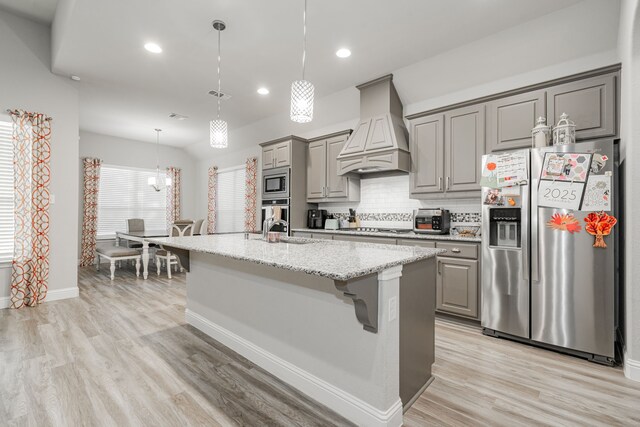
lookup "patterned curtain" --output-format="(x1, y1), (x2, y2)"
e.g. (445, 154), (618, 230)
(244, 157), (258, 232)
(79, 158), (102, 267)
(207, 166), (218, 234)
(10, 110), (52, 309)
(166, 167), (181, 226)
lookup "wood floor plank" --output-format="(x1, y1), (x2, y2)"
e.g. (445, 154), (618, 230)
(2, 265), (640, 427)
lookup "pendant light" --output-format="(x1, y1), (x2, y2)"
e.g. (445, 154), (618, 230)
(290, 0), (314, 123)
(148, 128), (172, 191)
(210, 20), (228, 148)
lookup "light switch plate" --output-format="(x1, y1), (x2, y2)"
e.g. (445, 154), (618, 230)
(388, 297), (397, 322)
(50, 194), (55, 204)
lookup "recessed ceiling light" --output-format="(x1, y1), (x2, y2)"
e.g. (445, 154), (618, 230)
(336, 48), (351, 58)
(257, 87), (270, 95)
(70, 75), (81, 81)
(144, 42), (162, 53)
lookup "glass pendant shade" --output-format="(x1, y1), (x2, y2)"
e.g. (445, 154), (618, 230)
(210, 119), (228, 148)
(290, 80), (314, 123)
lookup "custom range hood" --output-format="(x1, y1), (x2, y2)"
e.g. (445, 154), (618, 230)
(337, 74), (410, 175)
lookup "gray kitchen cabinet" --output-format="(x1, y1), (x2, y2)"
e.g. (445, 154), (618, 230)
(436, 257), (478, 319)
(444, 104), (485, 193)
(409, 114), (444, 195)
(306, 131), (359, 202)
(262, 145), (276, 170)
(274, 141), (291, 168)
(306, 140), (326, 199)
(332, 234), (396, 245)
(546, 73), (617, 140)
(311, 233), (333, 240)
(487, 90), (546, 152)
(292, 231), (313, 238)
(261, 140), (291, 170)
(397, 239), (436, 248)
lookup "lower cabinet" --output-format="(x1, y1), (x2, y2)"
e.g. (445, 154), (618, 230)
(436, 257), (478, 319)
(332, 234), (396, 244)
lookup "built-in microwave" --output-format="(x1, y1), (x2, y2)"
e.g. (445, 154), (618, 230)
(262, 167), (289, 200)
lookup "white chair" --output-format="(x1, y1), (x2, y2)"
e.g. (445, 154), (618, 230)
(155, 223), (194, 279)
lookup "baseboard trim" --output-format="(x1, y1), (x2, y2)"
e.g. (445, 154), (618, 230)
(186, 309), (403, 427)
(624, 355), (640, 382)
(0, 286), (79, 309)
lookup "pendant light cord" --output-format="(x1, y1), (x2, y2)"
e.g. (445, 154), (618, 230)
(216, 25), (222, 120)
(301, 0), (307, 81)
(155, 129), (161, 178)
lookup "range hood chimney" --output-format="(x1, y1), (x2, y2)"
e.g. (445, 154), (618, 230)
(337, 74), (410, 175)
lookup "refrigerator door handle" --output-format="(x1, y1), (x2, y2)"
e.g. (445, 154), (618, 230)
(531, 186), (539, 283)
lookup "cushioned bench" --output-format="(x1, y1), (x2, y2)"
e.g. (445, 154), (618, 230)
(96, 245), (141, 280)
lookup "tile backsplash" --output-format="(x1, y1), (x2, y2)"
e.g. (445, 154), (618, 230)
(318, 174), (481, 229)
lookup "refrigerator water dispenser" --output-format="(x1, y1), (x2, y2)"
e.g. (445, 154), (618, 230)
(489, 208), (521, 248)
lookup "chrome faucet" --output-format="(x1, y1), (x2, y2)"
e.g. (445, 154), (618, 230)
(263, 216), (289, 240)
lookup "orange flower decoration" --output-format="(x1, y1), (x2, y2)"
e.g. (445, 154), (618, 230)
(584, 212), (617, 248)
(546, 213), (582, 234)
(487, 162), (497, 171)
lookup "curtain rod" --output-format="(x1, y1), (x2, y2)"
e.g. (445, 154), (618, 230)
(5, 109), (53, 121)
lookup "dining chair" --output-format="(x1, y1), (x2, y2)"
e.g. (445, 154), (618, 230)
(193, 219), (205, 235)
(155, 223), (194, 279)
(125, 218), (144, 249)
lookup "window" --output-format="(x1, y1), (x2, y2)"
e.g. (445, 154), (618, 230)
(0, 120), (13, 263)
(97, 165), (167, 239)
(217, 166), (246, 233)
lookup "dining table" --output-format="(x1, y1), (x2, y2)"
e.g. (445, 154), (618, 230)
(115, 230), (170, 279)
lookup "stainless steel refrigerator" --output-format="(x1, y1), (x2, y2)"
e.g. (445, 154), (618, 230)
(481, 139), (619, 364)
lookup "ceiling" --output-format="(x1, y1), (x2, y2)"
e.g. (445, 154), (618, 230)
(0, 0), (58, 23)
(47, 0), (585, 148)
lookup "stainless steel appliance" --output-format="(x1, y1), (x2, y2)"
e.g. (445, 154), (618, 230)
(481, 139), (619, 364)
(262, 167), (289, 200)
(307, 209), (327, 229)
(261, 199), (289, 234)
(413, 209), (450, 234)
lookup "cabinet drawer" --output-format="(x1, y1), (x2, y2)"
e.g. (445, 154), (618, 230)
(397, 239), (436, 248)
(292, 231), (312, 238)
(333, 235), (396, 245)
(311, 233), (333, 240)
(436, 242), (478, 259)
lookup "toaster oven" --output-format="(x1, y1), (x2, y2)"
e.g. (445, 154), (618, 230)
(413, 209), (451, 234)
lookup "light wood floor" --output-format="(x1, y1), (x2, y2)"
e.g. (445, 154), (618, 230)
(1, 266), (640, 426)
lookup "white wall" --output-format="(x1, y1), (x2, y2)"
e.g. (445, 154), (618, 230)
(0, 10), (79, 306)
(78, 130), (198, 254)
(618, 0), (640, 381)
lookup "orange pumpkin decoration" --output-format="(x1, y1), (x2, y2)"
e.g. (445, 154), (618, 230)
(546, 213), (582, 234)
(584, 212), (617, 248)
(487, 162), (497, 171)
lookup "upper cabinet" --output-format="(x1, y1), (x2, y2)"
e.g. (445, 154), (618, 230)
(546, 74), (617, 140)
(262, 139), (291, 170)
(444, 104), (485, 193)
(410, 105), (484, 198)
(410, 114), (444, 195)
(487, 90), (546, 152)
(306, 131), (359, 202)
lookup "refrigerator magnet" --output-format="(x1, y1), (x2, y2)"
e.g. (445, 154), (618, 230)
(546, 213), (582, 234)
(584, 212), (617, 248)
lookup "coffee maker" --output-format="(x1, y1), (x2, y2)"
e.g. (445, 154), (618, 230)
(307, 209), (328, 229)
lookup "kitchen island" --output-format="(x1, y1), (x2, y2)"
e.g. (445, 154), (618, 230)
(148, 234), (443, 427)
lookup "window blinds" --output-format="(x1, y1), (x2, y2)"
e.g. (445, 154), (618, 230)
(97, 165), (167, 239)
(0, 121), (13, 263)
(216, 166), (246, 233)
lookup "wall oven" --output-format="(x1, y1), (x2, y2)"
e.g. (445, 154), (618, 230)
(261, 198), (289, 234)
(262, 167), (289, 200)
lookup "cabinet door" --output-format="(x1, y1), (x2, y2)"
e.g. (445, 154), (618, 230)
(262, 146), (276, 170)
(546, 74), (617, 140)
(487, 90), (546, 152)
(275, 141), (291, 167)
(306, 140), (327, 200)
(409, 114), (444, 195)
(326, 134), (350, 199)
(436, 258), (478, 318)
(444, 104), (485, 193)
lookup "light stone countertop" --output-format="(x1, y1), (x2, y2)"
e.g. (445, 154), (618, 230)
(291, 228), (482, 243)
(147, 234), (444, 281)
